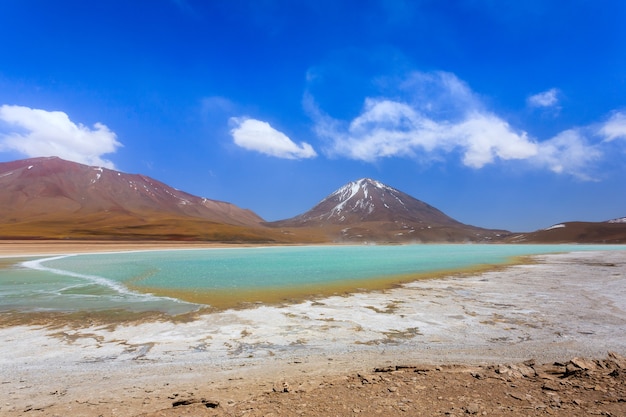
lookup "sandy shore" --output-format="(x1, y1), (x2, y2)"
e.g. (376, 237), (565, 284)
(1, 244), (625, 416)
(0, 240), (258, 257)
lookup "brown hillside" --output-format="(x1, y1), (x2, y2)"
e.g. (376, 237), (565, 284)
(0, 157), (310, 242)
(506, 221), (626, 244)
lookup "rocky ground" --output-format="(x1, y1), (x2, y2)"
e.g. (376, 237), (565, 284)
(139, 354), (626, 417)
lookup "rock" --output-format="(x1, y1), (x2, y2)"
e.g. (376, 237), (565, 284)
(542, 381), (560, 392)
(463, 403), (480, 414)
(496, 364), (509, 375)
(172, 399), (195, 407)
(523, 359), (537, 367)
(516, 363), (536, 378)
(496, 363), (533, 379)
(569, 357), (596, 371)
(607, 351), (626, 368)
(545, 363), (567, 375)
(358, 373), (379, 384)
(565, 358), (596, 377)
(273, 382), (290, 393)
(565, 364), (586, 377)
(172, 398), (220, 408)
(202, 399), (220, 408)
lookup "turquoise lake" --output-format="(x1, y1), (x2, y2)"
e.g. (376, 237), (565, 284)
(2, 244), (625, 314)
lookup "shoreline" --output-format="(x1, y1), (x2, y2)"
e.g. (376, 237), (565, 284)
(4, 239), (622, 258)
(0, 241), (591, 318)
(0, 240), (277, 258)
(1, 244), (625, 415)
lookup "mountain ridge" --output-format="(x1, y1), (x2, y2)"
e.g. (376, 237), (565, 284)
(1, 157), (623, 243)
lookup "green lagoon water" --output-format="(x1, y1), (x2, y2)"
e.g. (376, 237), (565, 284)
(2, 244), (625, 314)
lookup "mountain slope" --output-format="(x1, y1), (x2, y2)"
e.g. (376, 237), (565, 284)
(269, 178), (509, 242)
(506, 220), (626, 244)
(0, 157), (283, 241)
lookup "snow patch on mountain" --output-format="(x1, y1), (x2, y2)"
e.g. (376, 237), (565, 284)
(90, 167), (103, 184)
(544, 224), (566, 231)
(607, 217), (626, 223)
(324, 178), (406, 221)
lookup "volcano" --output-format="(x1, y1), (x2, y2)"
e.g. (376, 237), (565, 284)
(269, 178), (510, 243)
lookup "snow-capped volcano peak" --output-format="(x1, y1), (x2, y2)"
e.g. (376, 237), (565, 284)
(273, 178), (463, 227)
(331, 178), (390, 199)
(324, 178), (407, 221)
(266, 177), (513, 242)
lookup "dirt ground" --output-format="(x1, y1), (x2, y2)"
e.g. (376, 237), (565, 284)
(133, 354), (625, 417)
(6, 354), (624, 417)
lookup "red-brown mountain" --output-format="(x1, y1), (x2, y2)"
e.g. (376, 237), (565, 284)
(506, 219), (626, 244)
(268, 178), (510, 242)
(0, 157), (280, 241)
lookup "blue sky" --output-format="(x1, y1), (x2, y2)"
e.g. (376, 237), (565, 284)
(1, 0), (625, 231)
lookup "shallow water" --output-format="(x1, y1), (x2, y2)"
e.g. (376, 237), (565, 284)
(1, 244), (625, 314)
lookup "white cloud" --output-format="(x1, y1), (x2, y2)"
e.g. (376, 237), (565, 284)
(322, 98), (538, 168)
(451, 112), (538, 168)
(600, 111), (626, 141)
(0, 105), (121, 168)
(310, 72), (539, 169)
(399, 71), (481, 115)
(533, 129), (602, 180)
(307, 71), (609, 179)
(229, 117), (317, 159)
(527, 88), (560, 108)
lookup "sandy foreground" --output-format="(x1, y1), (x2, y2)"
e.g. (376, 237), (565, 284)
(1, 243), (625, 416)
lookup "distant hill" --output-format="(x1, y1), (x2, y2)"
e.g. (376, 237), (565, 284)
(2, 157), (622, 244)
(268, 178), (510, 243)
(0, 157), (292, 242)
(506, 220), (626, 244)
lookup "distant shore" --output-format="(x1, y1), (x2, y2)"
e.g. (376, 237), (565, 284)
(1, 248), (625, 416)
(0, 239), (268, 258)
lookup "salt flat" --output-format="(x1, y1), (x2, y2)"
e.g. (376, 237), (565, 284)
(1, 250), (625, 415)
